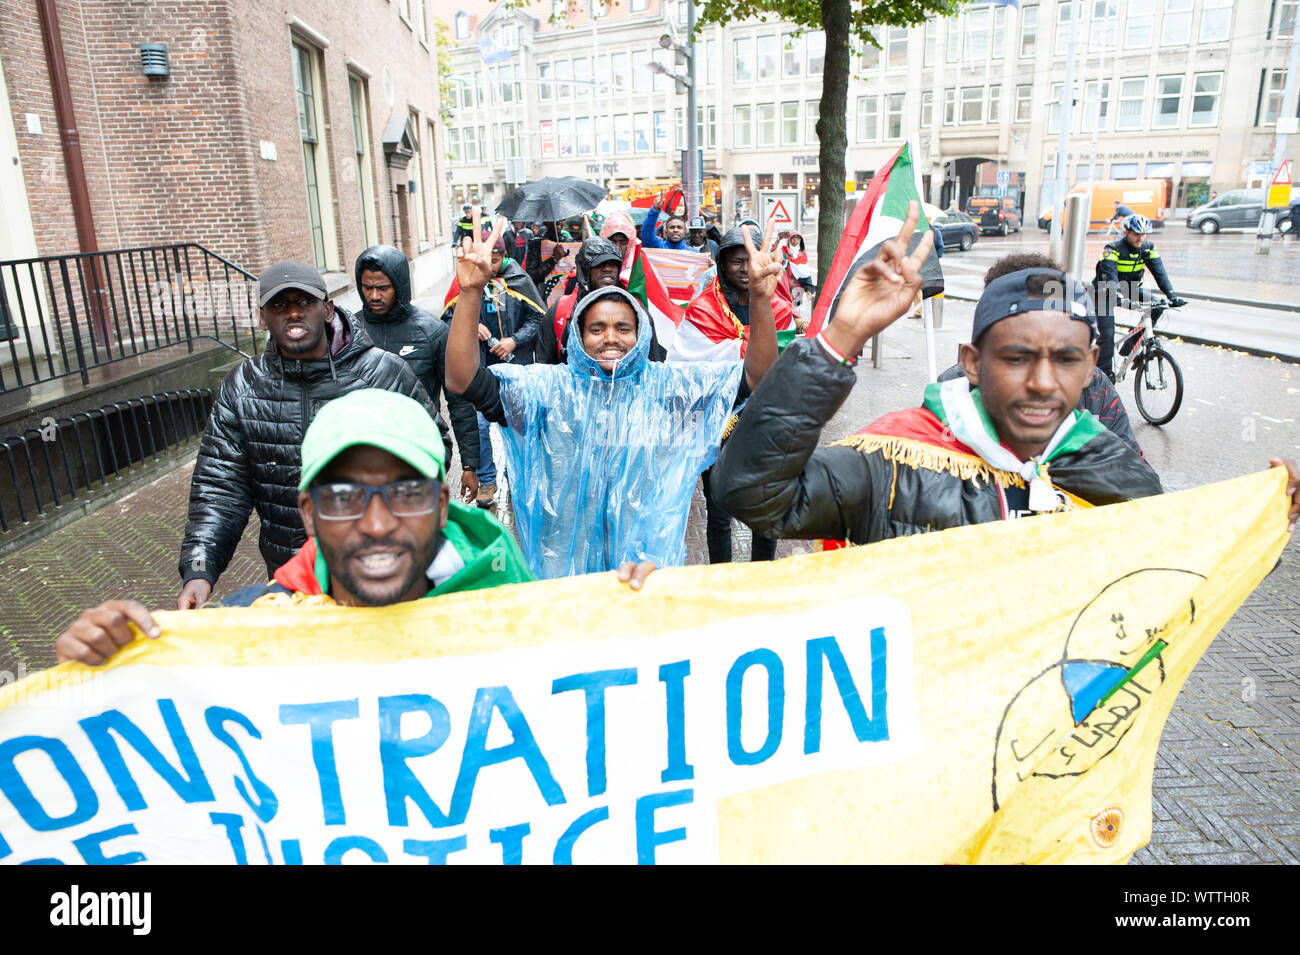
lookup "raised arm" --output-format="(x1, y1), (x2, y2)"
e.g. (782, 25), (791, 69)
(741, 218), (781, 390)
(446, 210), (504, 395)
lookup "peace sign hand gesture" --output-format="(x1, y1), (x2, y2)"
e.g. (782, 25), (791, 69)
(743, 217), (784, 303)
(456, 207), (505, 292)
(822, 201), (932, 360)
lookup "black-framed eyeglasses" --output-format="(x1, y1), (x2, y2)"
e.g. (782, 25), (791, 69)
(310, 479), (440, 521)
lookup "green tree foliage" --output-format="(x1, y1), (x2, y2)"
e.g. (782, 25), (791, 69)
(695, 0), (959, 287)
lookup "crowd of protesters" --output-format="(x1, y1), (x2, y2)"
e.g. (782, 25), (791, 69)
(57, 187), (1300, 665)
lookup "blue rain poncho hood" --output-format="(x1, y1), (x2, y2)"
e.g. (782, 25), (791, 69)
(488, 285), (745, 578)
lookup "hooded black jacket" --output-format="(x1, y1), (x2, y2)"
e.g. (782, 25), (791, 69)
(355, 245), (479, 472)
(715, 339), (1161, 544)
(179, 306), (440, 585)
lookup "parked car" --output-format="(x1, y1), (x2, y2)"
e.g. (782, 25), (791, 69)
(965, 194), (1022, 235)
(1187, 189), (1267, 234)
(933, 210), (980, 251)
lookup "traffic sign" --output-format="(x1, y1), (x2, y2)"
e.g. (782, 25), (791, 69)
(757, 190), (800, 230)
(996, 170), (1010, 185)
(997, 184), (1006, 198)
(1267, 159), (1292, 209)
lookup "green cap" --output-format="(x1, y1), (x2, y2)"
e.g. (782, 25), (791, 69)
(299, 389), (445, 490)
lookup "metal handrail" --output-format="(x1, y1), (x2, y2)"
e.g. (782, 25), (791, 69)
(0, 388), (214, 537)
(0, 243), (261, 394)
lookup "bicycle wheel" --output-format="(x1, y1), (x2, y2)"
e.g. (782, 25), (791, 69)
(1132, 346), (1183, 426)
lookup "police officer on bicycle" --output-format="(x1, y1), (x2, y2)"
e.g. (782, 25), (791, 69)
(1093, 214), (1187, 380)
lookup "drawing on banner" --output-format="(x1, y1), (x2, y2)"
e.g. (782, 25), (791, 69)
(991, 568), (1204, 813)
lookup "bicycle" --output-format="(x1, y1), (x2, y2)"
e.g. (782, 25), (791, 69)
(1113, 295), (1185, 426)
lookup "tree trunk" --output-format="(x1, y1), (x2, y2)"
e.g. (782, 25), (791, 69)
(815, 0), (851, 291)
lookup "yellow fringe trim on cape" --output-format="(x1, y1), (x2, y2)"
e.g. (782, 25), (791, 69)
(831, 433), (1029, 490)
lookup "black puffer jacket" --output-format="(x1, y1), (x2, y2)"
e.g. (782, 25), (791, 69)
(714, 338), (1162, 544)
(179, 306), (440, 584)
(355, 244), (479, 471)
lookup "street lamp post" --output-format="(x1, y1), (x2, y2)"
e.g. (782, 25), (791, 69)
(658, 2), (700, 221)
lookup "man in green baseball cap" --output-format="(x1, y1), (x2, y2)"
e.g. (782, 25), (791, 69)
(57, 389), (658, 662)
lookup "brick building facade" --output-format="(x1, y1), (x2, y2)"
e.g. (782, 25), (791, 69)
(1, 0), (452, 289)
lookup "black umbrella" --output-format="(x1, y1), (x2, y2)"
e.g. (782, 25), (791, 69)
(495, 176), (606, 224)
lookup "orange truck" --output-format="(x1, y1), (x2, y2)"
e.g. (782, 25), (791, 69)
(1037, 179), (1169, 231)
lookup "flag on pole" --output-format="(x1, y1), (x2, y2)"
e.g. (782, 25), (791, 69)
(624, 244), (685, 348)
(807, 142), (943, 337)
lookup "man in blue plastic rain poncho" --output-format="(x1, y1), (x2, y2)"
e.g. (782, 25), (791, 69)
(447, 212), (781, 579)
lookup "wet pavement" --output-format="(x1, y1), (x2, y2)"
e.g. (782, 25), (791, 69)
(0, 290), (1296, 865)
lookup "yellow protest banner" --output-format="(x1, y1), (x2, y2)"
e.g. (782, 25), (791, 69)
(0, 470), (1287, 864)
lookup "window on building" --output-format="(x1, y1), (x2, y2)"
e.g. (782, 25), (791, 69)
(293, 41), (334, 270)
(960, 87), (983, 124)
(477, 125), (487, 162)
(577, 116), (593, 156)
(1055, 3), (1072, 55)
(807, 32), (825, 75)
(538, 62), (551, 100)
(614, 113), (630, 153)
(782, 32), (801, 77)
(706, 38), (718, 85)
(887, 26), (908, 67)
(860, 36), (880, 71)
(1082, 80), (1110, 131)
(924, 20), (937, 66)
(946, 19), (960, 63)
(1273, 0), (1297, 38)
(597, 53), (611, 94)
(499, 63), (515, 103)
(1015, 84), (1032, 122)
(1189, 72), (1222, 126)
(988, 84), (1001, 123)
(1162, 0), (1192, 46)
(348, 75), (376, 248)
(1153, 75), (1182, 127)
(503, 121), (519, 159)
(1047, 81), (1065, 133)
(1111, 162), (1140, 179)
(734, 37), (753, 83)
(632, 50), (651, 92)
(634, 112), (651, 153)
(1125, 0), (1154, 47)
(455, 12), (470, 40)
(757, 102), (776, 146)
(591, 0), (607, 16)
(408, 111), (427, 244)
(631, 0), (647, 11)
(805, 99), (819, 142)
(856, 95), (878, 140)
(965, 8), (989, 61)
(610, 51), (629, 93)
(781, 101), (799, 145)
(1199, 0), (1232, 43)
(733, 105), (752, 147)
(552, 0), (567, 23)
(574, 56), (591, 97)
(1021, 5), (1038, 57)
(1116, 77), (1146, 128)
(1090, 0), (1118, 50)
(598, 116), (612, 155)
(653, 110), (666, 151)
(1258, 69), (1290, 125)
(757, 34), (778, 80)
(885, 93), (904, 138)
(681, 106), (717, 150)
(921, 90), (933, 127)
(943, 87), (956, 125)
(448, 127), (461, 162)
(498, 23), (517, 51)
(992, 5), (1007, 59)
